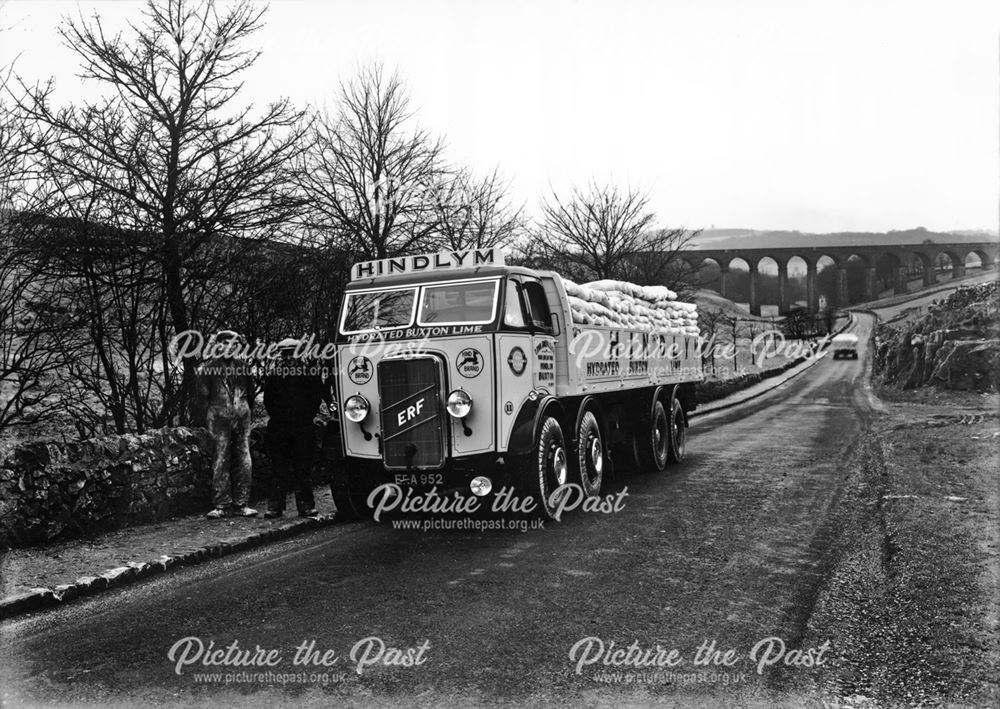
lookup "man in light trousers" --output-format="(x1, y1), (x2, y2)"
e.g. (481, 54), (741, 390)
(197, 330), (257, 519)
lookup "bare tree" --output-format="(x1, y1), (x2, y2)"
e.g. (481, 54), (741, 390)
(432, 167), (525, 251)
(720, 313), (741, 365)
(33, 209), (170, 436)
(506, 229), (548, 270)
(697, 307), (726, 371)
(618, 227), (700, 292)
(0, 58), (82, 438)
(537, 182), (697, 287)
(298, 64), (446, 260)
(15, 0), (308, 425)
(0, 217), (82, 437)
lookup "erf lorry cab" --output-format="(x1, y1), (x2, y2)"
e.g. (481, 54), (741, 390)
(330, 248), (703, 519)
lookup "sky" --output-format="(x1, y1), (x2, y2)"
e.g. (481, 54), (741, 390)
(1, 0), (998, 234)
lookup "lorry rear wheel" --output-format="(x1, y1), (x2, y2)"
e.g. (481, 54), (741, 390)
(667, 398), (686, 463)
(573, 411), (604, 497)
(638, 399), (670, 473)
(531, 416), (571, 519)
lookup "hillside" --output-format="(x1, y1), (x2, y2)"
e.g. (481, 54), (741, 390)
(690, 288), (771, 320)
(874, 281), (999, 391)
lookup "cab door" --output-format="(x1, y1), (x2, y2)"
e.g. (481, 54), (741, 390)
(496, 278), (536, 451)
(521, 278), (557, 392)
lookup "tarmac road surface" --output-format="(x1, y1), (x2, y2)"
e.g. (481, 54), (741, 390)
(1, 315), (877, 708)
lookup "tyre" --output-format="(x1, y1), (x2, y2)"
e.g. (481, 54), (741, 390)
(330, 466), (374, 521)
(617, 431), (642, 476)
(637, 399), (670, 473)
(573, 410), (604, 498)
(530, 416), (571, 519)
(330, 474), (359, 520)
(667, 397), (687, 463)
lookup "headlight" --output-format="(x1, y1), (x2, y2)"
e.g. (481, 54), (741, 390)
(446, 389), (473, 418)
(344, 395), (370, 423)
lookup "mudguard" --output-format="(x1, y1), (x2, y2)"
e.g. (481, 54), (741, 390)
(573, 395), (608, 445)
(652, 384), (687, 422)
(507, 396), (563, 455)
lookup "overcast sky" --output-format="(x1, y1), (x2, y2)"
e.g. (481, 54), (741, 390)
(1, 0), (997, 234)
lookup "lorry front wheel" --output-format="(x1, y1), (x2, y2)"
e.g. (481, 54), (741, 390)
(531, 416), (571, 519)
(573, 411), (604, 497)
(330, 468), (374, 521)
(667, 398), (686, 463)
(638, 399), (670, 473)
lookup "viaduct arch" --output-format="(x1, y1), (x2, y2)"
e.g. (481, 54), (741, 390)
(683, 240), (998, 315)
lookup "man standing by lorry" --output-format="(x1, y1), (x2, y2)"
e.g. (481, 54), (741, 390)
(197, 330), (257, 519)
(263, 338), (330, 518)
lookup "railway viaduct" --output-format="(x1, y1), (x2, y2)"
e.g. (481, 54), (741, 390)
(682, 240), (998, 315)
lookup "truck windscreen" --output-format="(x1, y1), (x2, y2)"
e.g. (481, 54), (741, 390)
(417, 279), (499, 326)
(341, 288), (417, 333)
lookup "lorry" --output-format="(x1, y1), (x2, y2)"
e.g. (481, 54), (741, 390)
(329, 247), (703, 520)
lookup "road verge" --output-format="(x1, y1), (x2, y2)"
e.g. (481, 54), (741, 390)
(796, 388), (999, 706)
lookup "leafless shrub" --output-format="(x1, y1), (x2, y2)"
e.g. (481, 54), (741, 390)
(536, 182), (697, 288)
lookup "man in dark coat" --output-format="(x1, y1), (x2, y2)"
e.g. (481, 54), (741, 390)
(263, 338), (330, 518)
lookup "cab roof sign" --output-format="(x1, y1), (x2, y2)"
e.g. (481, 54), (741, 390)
(350, 248), (505, 281)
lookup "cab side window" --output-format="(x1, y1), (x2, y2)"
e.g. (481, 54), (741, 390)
(503, 279), (527, 328)
(522, 280), (552, 332)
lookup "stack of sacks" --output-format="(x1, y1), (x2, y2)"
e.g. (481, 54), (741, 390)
(585, 280), (678, 303)
(561, 277), (699, 336)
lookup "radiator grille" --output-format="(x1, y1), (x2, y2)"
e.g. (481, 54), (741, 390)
(378, 358), (445, 469)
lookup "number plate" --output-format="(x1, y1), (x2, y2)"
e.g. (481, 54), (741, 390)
(393, 473), (445, 486)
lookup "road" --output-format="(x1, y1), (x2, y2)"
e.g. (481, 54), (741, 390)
(1, 315), (877, 708)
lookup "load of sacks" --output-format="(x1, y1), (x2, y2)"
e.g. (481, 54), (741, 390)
(561, 277), (699, 337)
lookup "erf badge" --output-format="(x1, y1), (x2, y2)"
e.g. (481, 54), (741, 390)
(456, 348), (484, 378)
(507, 347), (527, 376)
(347, 356), (373, 385)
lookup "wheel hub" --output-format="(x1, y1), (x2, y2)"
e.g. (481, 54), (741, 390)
(589, 438), (603, 475)
(655, 413), (667, 452)
(553, 446), (568, 485)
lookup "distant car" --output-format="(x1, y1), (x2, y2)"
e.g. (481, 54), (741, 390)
(831, 333), (859, 359)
